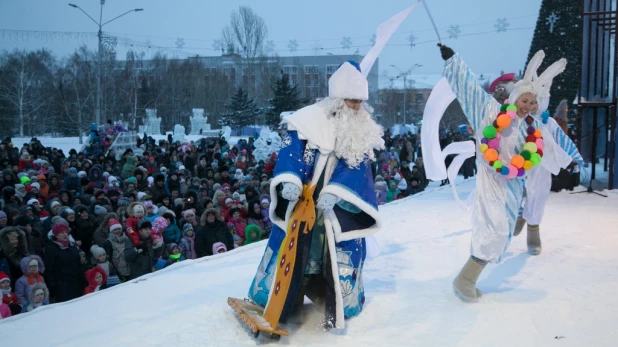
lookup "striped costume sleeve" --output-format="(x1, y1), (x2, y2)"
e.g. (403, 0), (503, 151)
(443, 54), (493, 132)
(548, 118), (584, 166)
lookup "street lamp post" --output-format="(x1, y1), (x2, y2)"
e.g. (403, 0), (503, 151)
(390, 64), (422, 125)
(69, 1), (143, 126)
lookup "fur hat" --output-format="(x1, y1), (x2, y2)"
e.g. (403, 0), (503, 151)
(328, 61), (368, 101)
(212, 242), (227, 254)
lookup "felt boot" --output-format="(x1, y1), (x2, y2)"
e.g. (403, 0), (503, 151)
(453, 257), (486, 302)
(527, 224), (542, 255)
(513, 215), (526, 237)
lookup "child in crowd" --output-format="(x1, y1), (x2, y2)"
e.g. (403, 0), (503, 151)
(83, 266), (107, 295)
(0, 271), (21, 316)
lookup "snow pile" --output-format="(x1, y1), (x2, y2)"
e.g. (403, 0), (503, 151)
(2, 178), (617, 346)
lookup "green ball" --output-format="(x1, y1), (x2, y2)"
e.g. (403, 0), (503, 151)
(521, 150), (531, 160)
(500, 104), (509, 112)
(506, 104), (517, 112)
(493, 161), (503, 169)
(523, 142), (537, 153)
(483, 126), (497, 139)
(530, 153), (542, 166)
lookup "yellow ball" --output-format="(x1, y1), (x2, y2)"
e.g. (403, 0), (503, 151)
(479, 143), (489, 153)
(523, 142), (537, 153)
(523, 160), (533, 170)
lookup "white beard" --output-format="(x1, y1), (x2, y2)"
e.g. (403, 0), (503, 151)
(320, 98), (385, 168)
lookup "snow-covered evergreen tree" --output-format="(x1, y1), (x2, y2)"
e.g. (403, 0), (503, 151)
(222, 87), (261, 131)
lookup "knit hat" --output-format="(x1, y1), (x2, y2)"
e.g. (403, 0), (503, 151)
(182, 209), (196, 218)
(127, 176), (137, 183)
(93, 205), (107, 216)
(27, 198), (40, 206)
(0, 211), (7, 219)
(52, 223), (70, 236)
(147, 176), (154, 184)
(174, 198), (183, 207)
(183, 223), (194, 233)
(108, 176), (117, 184)
(77, 171), (87, 178)
(225, 198), (233, 205)
(167, 243), (180, 254)
(90, 245), (107, 259)
(30, 182), (40, 191)
(20, 176), (31, 184)
(0, 271), (9, 283)
(108, 218), (122, 233)
(50, 200), (61, 209)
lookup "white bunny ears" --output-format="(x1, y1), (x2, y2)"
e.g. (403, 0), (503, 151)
(508, 50), (567, 109)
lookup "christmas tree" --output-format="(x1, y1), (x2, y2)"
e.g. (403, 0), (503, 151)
(526, 0), (581, 114)
(222, 87), (261, 131)
(265, 72), (308, 128)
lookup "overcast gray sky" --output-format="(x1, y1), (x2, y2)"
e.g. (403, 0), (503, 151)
(0, 0), (542, 87)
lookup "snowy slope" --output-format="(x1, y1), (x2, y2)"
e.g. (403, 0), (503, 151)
(2, 179), (618, 346)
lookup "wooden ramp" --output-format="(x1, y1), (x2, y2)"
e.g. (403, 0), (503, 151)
(227, 297), (288, 339)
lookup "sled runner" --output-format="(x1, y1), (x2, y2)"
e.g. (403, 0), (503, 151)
(227, 297), (288, 339)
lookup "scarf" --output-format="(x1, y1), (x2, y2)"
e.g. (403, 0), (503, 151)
(182, 235), (196, 259)
(109, 234), (130, 277)
(54, 239), (70, 249)
(25, 273), (44, 285)
(169, 253), (181, 261)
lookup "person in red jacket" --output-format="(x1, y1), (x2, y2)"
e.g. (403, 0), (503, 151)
(83, 266), (107, 295)
(125, 202), (145, 246)
(0, 271), (21, 315)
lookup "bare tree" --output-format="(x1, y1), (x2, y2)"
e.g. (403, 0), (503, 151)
(0, 49), (55, 136)
(221, 6), (268, 62)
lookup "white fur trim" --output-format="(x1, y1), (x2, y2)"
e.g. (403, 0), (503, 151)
(320, 183), (381, 243)
(269, 173), (302, 232)
(323, 214), (346, 329)
(328, 62), (369, 101)
(283, 104), (336, 155)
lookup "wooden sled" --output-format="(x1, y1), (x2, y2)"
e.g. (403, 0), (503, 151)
(228, 297), (288, 339)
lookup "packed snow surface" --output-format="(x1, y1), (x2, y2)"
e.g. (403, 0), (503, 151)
(2, 178), (618, 346)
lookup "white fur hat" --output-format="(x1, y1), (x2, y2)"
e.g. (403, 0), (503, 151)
(328, 62), (368, 101)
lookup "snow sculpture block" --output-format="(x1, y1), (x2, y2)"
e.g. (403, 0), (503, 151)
(108, 131), (144, 160)
(189, 108), (211, 135)
(139, 109), (162, 135)
(172, 124), (186, 143)
(221, 126), (232, 141)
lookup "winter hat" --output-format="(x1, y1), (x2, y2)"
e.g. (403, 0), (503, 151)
(158, 206), (169, 215)
(147, 176), (154, 184)
(30, 182), (40, 191)
(52, 223), (70, 236)
(167, 243), (180, 254)
(174, 198), (183, 207)
(0, 211), (7, 219)
(192, 177), (200, 185)
(133, 204), (145, 214)
(90, 245), (107, 259)
(182, 209), (196, 218)
(232, 192), (240, 200)
(178, 165), (185, 171)
(15, 183), (25, 192)
(394, 173), (401, 181)
(108, 176), (117, 184)
(183, 223), (194, 234)
(136, 192), (147, 201)
(212, 242), (227, 254)
(52, 217), (69, 227)
(77, 171), (87, 178)
(213, 183), (221, 191)
(260, 198), (269, 205)
(127, 177), (137, 184)
(20, 176), (31, 184)
(27, 198), (40, 206)
(68, 167), (77, 176)
(94, 205), (108, 216)
(50, 200), (61, 209)
(225, 198), (233, 205)
(118, 197), (131, 207)
(0, 271), (9, 283)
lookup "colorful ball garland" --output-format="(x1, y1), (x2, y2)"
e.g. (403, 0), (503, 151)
(478, 102), (544, 179)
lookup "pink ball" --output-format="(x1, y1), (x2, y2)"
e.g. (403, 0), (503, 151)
(507, 165), (518, 179)
(488, 138), (500, 149)
(495, 132), (502, 140)
(506, 110), (517, 119)
(535, 138), (545, 151)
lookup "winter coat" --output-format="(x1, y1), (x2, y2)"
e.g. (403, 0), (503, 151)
(243, 224), (262, 245)
(0, 227), (29, 283)
(14, 255), (46, 305)
(20, 282), (49, 313)
(179, 234), (196, 260)
(227, 217), (247, 242)
(126, 236), (163, 279)
(195, 209), (234, 257)
(102, 234), (132, 281)
(162, 223), (182, 244)
(120, 156), (137, 180)
(44, 240), (86, 303)
(74, 214), (98, 257)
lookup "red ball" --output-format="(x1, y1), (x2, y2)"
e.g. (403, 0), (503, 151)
(526, 135), (537, 143)
(537, 149), (543, 157)
(525, 116), (534, 125)
(496, 168), (501, 173)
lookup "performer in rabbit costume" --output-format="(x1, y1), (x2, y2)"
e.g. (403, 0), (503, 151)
(434, 44), (574, 302)
(513, 56), (584, 255)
